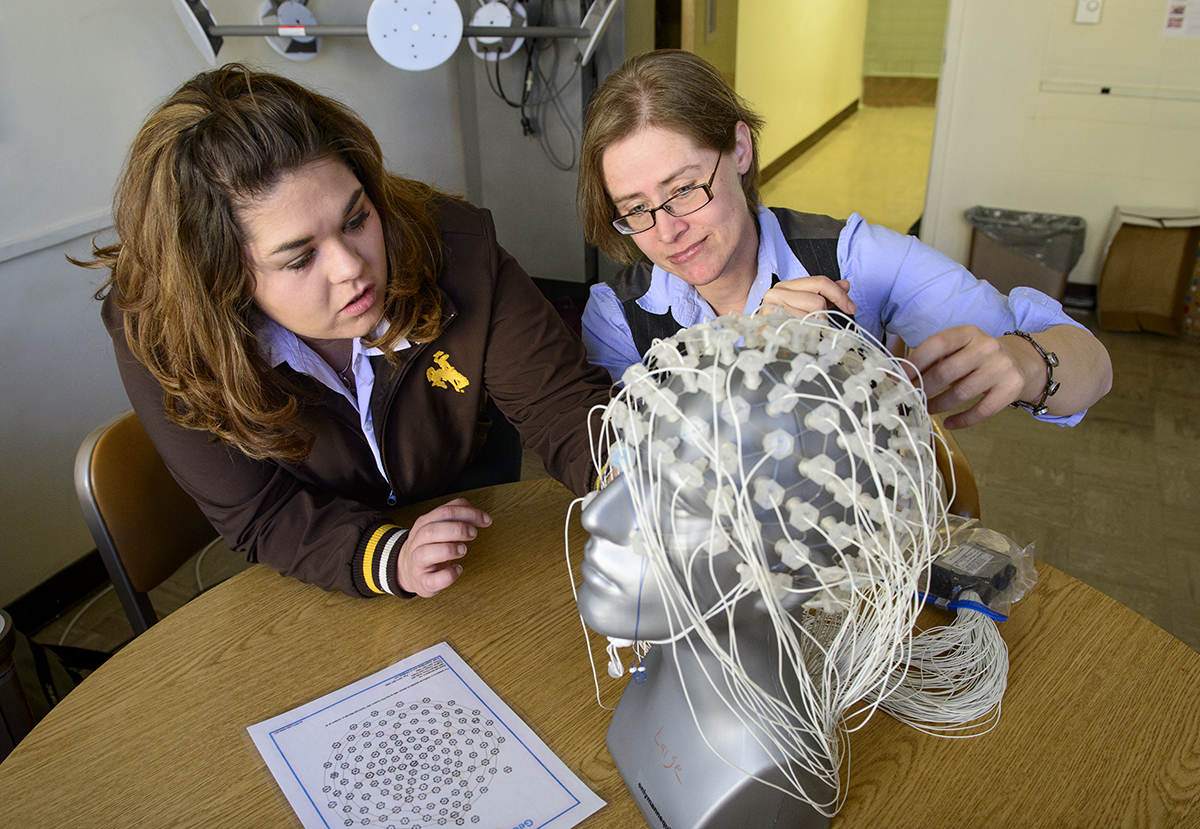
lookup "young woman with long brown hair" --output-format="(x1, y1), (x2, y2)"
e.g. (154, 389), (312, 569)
(80, 65), (611, 600)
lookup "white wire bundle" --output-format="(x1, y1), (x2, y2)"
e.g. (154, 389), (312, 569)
(868, 591), (1009, 736)
(576, 312), (956, 816)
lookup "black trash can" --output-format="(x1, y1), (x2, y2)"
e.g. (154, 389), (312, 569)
(965, 207), (1087, 301)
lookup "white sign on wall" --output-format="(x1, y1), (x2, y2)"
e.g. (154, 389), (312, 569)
(1164, 1), (1200, 36)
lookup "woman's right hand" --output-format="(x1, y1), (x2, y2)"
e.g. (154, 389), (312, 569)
(759, 276), (857, 318)
(396, 498), (492, 597)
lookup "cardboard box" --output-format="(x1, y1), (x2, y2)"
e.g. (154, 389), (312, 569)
(1097, 207), (1200, 336)
(968, 230), (1069, 300)
(1184, 253), (1200, 337)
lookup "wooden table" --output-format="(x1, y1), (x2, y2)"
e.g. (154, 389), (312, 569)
(1, 477), (1198, 828)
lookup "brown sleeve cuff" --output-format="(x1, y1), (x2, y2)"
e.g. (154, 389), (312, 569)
(352, 520), (413, 598)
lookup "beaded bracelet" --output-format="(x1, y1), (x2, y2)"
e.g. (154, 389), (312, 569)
(1005, 330), (1060, 416)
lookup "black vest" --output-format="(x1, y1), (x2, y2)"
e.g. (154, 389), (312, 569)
(605, 208), (850, 358)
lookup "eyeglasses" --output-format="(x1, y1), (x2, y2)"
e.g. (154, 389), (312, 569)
(611, 155), (721, 235)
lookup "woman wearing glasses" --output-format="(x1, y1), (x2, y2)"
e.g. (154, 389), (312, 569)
(578, 50), (1111, 429)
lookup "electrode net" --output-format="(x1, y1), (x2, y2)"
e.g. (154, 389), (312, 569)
(583, 312), (969, 815)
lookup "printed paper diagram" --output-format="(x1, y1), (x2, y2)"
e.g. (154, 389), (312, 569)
(249, 642), (604, 829)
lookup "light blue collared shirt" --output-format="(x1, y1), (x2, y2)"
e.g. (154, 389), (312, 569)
(581, 206), (1088, 426)
(256, 317), (411, 479)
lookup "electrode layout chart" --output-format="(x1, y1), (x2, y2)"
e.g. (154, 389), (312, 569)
(248, 642), (604, 829)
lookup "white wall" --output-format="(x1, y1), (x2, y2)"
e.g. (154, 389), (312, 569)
(736, 0), (868, 170)
(461, 1), (634, 286)
(463, 5), (587, 285)
(924, 0), (1200, 284)
(0, 0), (467, 607)
(863, 0), (948, 78)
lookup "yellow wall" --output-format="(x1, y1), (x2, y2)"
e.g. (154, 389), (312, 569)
(863, 0), (948, 78)
(684, 0), (741, 87)
(624, 0), (656, 57)
(735, 0), (868, 170)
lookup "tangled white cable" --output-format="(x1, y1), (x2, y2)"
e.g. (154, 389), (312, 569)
(869, 591), (1009, 736)
(570, 312), (1007, 822)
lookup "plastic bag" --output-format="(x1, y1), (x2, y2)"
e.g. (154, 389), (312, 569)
(920, 516), (1038, 621)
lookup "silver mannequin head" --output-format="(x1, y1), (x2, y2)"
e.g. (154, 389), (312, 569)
(577, 313), (944, 824)
(579, 312), (936, 641)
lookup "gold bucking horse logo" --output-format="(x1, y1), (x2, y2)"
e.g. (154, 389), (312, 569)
(426, 351), (469, 393)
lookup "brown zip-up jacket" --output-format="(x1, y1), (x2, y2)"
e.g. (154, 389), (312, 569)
(103, 198), (612, 597)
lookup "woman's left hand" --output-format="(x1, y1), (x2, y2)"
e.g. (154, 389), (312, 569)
(903, 326), (1032, 429)
(395, 498), (492, 597)
(905, 323), (1112, 429)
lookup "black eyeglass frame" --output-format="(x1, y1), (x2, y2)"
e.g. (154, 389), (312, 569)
(611, 154), (723, 236)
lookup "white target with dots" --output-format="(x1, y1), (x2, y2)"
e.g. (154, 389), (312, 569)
(250, 643), (604, 829)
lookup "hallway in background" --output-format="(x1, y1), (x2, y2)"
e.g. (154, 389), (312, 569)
(761, 104), (936, 235)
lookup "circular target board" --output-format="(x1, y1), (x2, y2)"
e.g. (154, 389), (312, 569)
(170, 0), (221, 66)
(260, 0), (321, 61)
(367, 0), (464, 71)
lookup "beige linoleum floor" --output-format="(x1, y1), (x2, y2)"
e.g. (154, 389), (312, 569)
(949, 326), (1200, 652)
(35, 99), (1200, 661)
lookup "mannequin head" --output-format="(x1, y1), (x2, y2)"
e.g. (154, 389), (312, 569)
(575, 313), (951, 822)
(578, 311), (939, 648)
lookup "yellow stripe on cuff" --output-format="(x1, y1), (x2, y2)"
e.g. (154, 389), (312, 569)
(362, 525), (393, 594)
